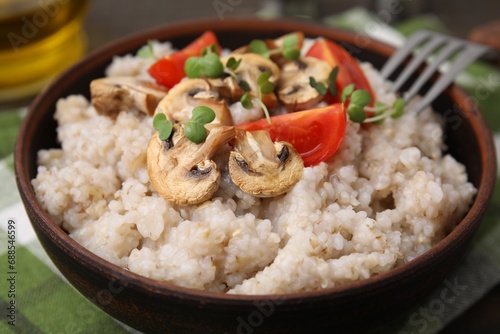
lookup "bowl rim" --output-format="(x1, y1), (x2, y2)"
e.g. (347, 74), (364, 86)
(15, 16), (497, 305)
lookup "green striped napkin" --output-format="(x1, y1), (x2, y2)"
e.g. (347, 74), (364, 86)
(0, 110), (130, 333)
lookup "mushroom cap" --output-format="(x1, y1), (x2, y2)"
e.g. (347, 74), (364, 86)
(228, 130), (304, 197)
(90, 77), (168, 116)
(147, 124), (236, 205)
(278, 57), (332, 111)
(156, 78), (233, 126)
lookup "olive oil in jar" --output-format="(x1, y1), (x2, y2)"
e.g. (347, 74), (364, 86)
(0, 0), (90, 104)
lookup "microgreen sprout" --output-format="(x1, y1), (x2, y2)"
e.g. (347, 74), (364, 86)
(185, 43), (224, 78)
(249, 34), (301, 60)
(240, 71), (275, 124)
(361, 98), (406, 124)
(309, 67), (339, 97)
(137, 40), (156, 59)
(327, 67), (339, 96)
(223, 57), (251, 91)
(153, 107), (216, 144)
(153, 113), (173, 140)
(183, 106), (216, 143)
(341, 84), (355, 103)
(184, 50), (252, 94)
(202, 43), (220, 56)
(282, 34), (301, 59)
(346, 89), (371, 123)
(309, 77), (327, 95)
(341, 85), (407, 124)
(225, 57), (242, 71)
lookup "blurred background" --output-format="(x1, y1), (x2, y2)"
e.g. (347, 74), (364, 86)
(84, 0), (500, 50)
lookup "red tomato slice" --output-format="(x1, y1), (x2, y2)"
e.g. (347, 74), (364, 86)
(306, 38), (375, 106)
(148, 31), (220, 88)
(236, 104), (346, 167)
(182, 30), (220, 56)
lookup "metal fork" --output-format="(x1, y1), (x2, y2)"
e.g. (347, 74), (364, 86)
(380, 30), (491, 116)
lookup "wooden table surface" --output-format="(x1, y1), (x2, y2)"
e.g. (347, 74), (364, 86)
(83, 1), (500, 333)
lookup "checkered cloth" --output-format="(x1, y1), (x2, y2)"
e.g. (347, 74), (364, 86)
(1, 8), (499, 333)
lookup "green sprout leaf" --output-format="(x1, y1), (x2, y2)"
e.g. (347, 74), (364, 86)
(346, 90), (371, 123)
(238, 78), (251, 92)
(257, 71), (275, 95)
(283, 48), (300, 60)
(350, 89), (372, 108)
(137, 40), (155, 59)
(250, 40), (269, 58)
(153, 113), (173, 141)
(328, 67), (339, 97)
(184, 106), (216, 143)
(226, 57), (242, 71)
(282, 34), (299, 49)
(342, 86), (406, 124)
(309, 77), (327, 95)
(185, 53), (224, 79)
(341, 84), (355, 103)
(240, 92), (253, 109)
(192, 105), (216, 124)
(391, 98), (405, 118)
(282, 34), (300, 60)
(347, 104), (367, 123)
(202, 43), (219, 56)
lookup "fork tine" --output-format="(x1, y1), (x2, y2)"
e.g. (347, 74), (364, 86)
(380, 30), (431, 79)
(391, 34), (448, 92)
(411, 42), (489, 116)
(403, 39), (465, 102)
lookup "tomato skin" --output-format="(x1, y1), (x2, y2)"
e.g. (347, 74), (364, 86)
(148, 31), (220, 88)
(182, 30), (220, 56)
(306, 38), (375, 105)
(236, 104), (346, 167)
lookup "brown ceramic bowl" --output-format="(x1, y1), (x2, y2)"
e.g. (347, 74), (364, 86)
(15, 18), (496, 333)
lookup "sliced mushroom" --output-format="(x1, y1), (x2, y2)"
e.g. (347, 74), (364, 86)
(90, 77), (168, 116)
(147, 124), (236, 205)
(156, 78), (233, 126)
(208, 53), (280, 108)
(277, 57), (332, 111)
(228, 130), (304, 197)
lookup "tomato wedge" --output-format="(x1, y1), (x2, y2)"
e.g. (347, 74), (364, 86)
(148, 31), (220, 89)
(236, 104), (346, 167)
(306, 38), (375, 105)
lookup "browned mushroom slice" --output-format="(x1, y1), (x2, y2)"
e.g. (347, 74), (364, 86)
(208, 53), (280, 108)
(90, 77), (168, 116)
(147, 124), (236, 205)
(277, 57), (332, 111)
(228, 130), (304, 197)
(156, 78), (233, 126)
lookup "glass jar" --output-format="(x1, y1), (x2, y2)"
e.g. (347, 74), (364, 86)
(0, 0), (90, 105)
